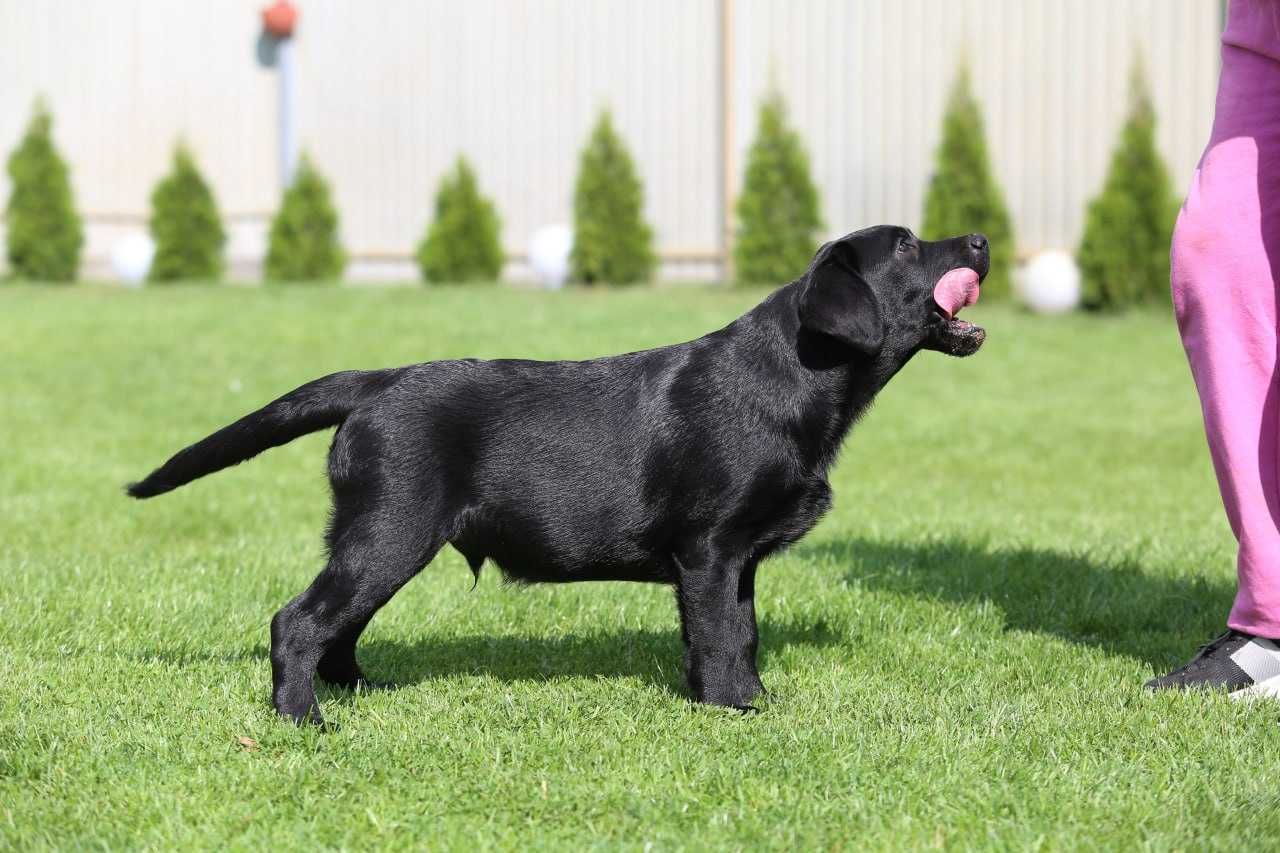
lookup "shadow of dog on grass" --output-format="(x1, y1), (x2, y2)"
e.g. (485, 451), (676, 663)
(137, 540), (1229, 704)
(797, 537), (1234, 669)
(345, 617), (845, 702)
(137, 617), (845, 705)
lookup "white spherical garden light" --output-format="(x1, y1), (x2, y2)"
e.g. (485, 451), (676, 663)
(110, 231), (156, 286)
(529, 224), (573, 289)
(1016, 249), (1081, 314)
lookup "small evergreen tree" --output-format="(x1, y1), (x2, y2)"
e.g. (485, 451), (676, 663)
(265, 155), (346, 282)
(148, 143), (225, 282)
(1077, 61), (1178, 310)
(922, 65), (1015, 299)
(570, 110), (655, 285)
(416, 156), (503, 283)
(5, 99), (83, 282)
(734, 90), (823, 285)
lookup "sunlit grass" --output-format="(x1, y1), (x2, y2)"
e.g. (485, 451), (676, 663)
(1, 284), (1276, 849)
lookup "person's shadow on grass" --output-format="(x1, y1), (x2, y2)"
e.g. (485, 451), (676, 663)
(795, 537), (1234, 669)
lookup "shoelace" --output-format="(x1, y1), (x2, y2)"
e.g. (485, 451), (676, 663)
(1186, 630), (1246, 669)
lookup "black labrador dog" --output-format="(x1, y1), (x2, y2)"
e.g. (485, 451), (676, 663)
(128, 225), (988, 723)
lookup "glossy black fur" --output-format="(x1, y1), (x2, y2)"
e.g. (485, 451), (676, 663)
(127, 225), (989, 723)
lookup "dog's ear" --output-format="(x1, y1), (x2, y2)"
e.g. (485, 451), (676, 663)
(798, 242), (884, 356)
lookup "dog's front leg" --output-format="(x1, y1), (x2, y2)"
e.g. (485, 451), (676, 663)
(674, 551), (763, 711)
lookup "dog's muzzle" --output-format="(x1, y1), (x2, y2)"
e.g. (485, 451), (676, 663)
(925, 267), (986, 357)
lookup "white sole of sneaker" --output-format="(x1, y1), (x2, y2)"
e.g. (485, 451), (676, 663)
(1232, 675), (1280, 700)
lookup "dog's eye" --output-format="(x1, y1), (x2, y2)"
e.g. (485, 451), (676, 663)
(896, 239), (915, 254)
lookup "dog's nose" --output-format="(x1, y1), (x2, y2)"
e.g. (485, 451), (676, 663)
(969, 234), (988, 252)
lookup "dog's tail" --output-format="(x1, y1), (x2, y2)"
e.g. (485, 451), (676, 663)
(126, 369), (402, 499)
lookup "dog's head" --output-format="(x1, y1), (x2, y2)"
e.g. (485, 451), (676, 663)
(797, 225), (989, 358)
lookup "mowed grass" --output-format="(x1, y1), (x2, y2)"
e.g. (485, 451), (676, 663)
(2, 283), (1279, 850)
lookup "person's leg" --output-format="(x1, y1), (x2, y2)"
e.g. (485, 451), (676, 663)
(1173, 38), (1280, 640)
(1153, 2), (1280, 693)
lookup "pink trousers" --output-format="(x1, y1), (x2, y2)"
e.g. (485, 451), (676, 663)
(1172, 0), (1280, 638)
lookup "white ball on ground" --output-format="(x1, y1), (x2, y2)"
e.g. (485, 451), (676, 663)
(529, 224), (573, 289)
(110, 231), (156, 286)
(1016, 249), (1081, 314)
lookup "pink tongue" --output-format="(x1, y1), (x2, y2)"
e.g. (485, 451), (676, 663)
(932, 268), (980, 319)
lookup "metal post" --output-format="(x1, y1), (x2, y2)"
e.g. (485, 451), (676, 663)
(720, 0), (735, 281)
(278, 36), (297, 187)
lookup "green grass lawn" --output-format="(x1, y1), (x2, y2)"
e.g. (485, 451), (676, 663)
(2, 284), (1278, 850)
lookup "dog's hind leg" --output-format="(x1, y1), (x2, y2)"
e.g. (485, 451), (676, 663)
(270, 513), (441, 725)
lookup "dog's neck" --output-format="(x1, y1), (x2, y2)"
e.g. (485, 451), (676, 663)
(729, 282), (919, 473)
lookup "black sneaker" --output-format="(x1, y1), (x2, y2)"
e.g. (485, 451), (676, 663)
(1146, 630), (1280, 698)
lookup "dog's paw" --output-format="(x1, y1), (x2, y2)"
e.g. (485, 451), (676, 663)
(276, 701), (326, 727)
(692, 681), (766, 714)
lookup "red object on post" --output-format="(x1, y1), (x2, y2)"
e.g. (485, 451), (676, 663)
(262, 1), (298, 39)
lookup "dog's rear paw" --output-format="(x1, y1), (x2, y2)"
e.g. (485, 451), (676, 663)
(693, 680), (766, 713)
(276, 701), (326, 727)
